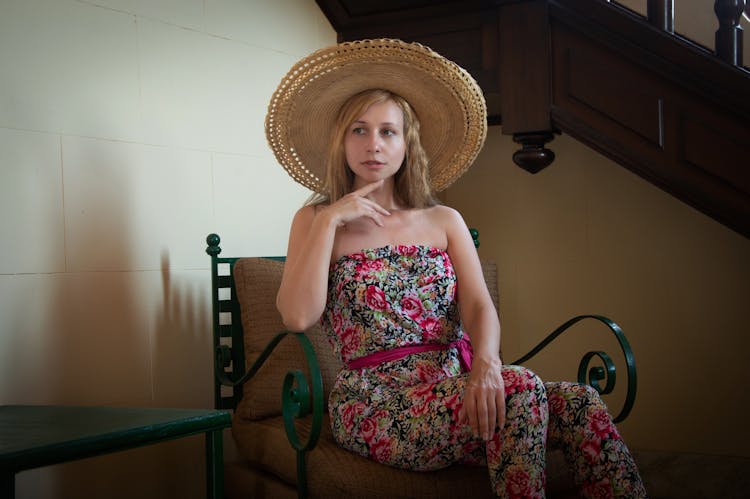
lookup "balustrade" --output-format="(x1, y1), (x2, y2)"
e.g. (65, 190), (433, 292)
(714, 0), (745, 65)
(647, 0), (673, 32)
(612, 1), (746, 67)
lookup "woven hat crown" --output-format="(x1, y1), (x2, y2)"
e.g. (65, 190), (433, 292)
(265, 38), (487, 193)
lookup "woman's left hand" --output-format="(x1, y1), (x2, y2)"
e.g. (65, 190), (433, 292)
(459, 356), (506, 441)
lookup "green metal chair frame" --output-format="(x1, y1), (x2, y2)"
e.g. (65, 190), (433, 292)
(205, 232), (638, 498)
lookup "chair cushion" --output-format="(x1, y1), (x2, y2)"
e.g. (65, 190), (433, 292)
(231, 413), (576, 498)
(232, 257), (342, 420)
(481, 259), (500, 312)
(232, 414), (497, 499)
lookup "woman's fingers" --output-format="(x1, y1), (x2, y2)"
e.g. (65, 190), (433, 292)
(346, 199), (387, 226)
(350, 181), (390, 216)
(332, 180), (391, 225)
(485, 400), (496, 441)
(462, 372), (506, 441)
(462, 384), (491, 440)
(361, 198), (390, 220)
(351, 179), (385, 196)
(366, 208), (386, 226)
(462, 385), (477, 436)
(495, 390), (506, 430)
(477, 397), (490, 441)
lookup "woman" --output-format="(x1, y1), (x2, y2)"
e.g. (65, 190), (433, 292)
(269, 39), (646, 498)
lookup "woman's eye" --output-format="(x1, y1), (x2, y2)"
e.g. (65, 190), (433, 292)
(382, 129), (396, 136)
(352, 127), (365, 135)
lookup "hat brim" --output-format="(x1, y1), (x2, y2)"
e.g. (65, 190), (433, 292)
(266, 39), (487, 193)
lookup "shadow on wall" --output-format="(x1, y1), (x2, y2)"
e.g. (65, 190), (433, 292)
(10, 139), (212, 499)
(37, 138), (151, 498)
(46, 138), (143, 404)
(153, 249), (212, 408)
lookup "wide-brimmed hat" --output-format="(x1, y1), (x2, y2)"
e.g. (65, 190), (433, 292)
(265, 38), (487, 193)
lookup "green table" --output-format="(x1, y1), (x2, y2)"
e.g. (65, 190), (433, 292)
(0, 405), (231, 498)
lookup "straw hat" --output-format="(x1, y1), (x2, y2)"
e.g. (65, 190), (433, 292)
(265, 38), (487, 193)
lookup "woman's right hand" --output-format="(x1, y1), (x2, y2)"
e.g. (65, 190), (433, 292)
(277, 180), (390, 330)
(322, 180), (391, 227)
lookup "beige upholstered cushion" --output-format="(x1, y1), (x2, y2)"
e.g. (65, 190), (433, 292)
(231, 415), (576, 498)
(232, 257), (341, 420)
(232, 415), (496, 498)
(481, 260), (499, 312)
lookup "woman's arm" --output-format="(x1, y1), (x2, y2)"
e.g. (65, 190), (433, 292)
(277, 180), (391, 331)
(276, 204), (338, 331)
(440, 206), (506, 441)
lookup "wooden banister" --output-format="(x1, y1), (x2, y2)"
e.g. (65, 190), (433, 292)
(714, 0), (746, 66)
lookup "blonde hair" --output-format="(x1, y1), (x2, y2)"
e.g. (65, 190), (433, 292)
(309, 89), (437, 208)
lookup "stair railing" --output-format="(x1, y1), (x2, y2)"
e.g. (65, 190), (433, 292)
(609, 0), (746, 67)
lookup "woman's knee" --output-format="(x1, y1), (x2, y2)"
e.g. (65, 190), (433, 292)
(547, 380), (599, 397)
(502, 365), (546, 399)
(546, 381), (607, 413)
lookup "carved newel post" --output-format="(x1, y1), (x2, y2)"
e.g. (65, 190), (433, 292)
(512, 132), (556, 174)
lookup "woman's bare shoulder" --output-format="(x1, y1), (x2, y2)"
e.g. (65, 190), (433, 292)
(293, 203), (327, 222)
(424, 204), (466, 228)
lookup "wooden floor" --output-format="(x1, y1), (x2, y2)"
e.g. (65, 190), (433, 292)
(634, 449), (750, 498)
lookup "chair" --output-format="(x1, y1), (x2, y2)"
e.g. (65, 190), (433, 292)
(205, 232), (637, 498)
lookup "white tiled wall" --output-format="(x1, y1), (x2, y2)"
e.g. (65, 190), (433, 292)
(0, 129), (65, 274)
(137, 16), (294, 154)
(62, 136), (215, 271)
(0, 0), (143, 141)
(212, 149), (312, 257)
(81, 0), (206, 30)
(0, 0), (334, 497)
(204, 0), (334, 57)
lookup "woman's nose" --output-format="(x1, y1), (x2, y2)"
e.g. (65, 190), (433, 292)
(366, 133), (381, 152)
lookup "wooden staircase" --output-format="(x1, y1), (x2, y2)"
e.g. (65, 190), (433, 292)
(315, 0), (750, 238)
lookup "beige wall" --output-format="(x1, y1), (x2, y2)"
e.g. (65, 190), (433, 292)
(0, 1), (334, 498)
(444, 127), (750, 458)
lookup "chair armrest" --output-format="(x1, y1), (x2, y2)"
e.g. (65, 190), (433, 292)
(510, 315), (637, 423)
(215, 331), (325, 453)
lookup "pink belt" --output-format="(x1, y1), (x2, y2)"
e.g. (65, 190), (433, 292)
(346, 335), (473, 372)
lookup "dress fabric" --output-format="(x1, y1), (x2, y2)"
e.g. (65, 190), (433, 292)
(322, 245), (646, 498)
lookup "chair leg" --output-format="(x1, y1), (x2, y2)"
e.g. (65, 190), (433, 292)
(297, 450), (308, 499)
(205, 429), (224, 499)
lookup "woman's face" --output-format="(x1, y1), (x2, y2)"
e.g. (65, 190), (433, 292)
(344, 99), (406, 188)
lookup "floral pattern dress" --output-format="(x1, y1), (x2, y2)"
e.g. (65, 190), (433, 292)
(322, 245), (647, 498)
(323, 245), (547, 497)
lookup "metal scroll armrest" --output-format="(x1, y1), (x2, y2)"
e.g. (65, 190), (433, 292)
(216, 331), (324, 498)
(510, 314), (637, 423)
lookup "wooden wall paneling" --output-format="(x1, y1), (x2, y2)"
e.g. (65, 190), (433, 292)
(550, 22), (750, 237)
(551, 24), (666, 165)
(671, 99), (750, 235)
(549, 0), (750, 117)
